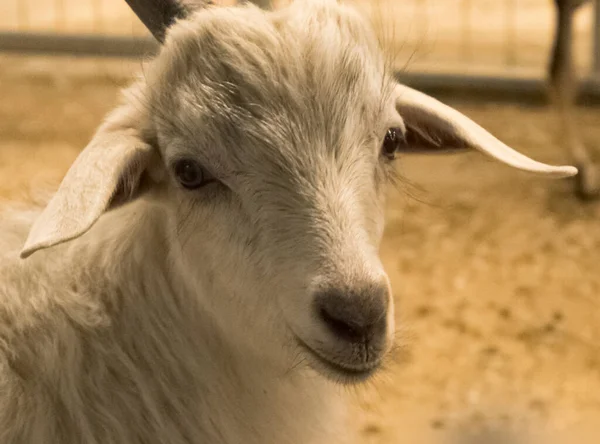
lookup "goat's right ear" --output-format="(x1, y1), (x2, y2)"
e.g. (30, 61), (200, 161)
(20, 119), (154, 259)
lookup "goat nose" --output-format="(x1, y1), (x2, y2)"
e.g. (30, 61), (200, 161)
(314, 284), (389, 343)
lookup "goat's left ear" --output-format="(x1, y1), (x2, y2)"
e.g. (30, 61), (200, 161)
(394, 83), (577, 178)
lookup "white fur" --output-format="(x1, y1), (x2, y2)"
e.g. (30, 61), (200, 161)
(0, 1), (576, 443)
(1, 195), (351, 444)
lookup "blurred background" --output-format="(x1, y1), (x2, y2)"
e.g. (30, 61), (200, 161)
(1, 1), (599, 443)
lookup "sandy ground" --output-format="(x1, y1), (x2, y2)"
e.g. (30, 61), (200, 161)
(1, 51), (600, 444)
(0, 0), (596, 75)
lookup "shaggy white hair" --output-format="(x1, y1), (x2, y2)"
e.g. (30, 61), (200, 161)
(0, 1), (575, 443)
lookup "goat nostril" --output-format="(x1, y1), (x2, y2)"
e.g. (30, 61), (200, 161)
(318, 307), (366, 342)
(314, 286), (388, 344)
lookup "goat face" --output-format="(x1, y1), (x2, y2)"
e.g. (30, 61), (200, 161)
(20, 1), (576, 384)
(148, 2), (397, 382)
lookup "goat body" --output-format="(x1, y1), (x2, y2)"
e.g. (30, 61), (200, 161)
(0, 198), (347, 444)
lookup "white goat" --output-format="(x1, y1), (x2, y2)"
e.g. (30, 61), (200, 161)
(0, 1), (576, 443)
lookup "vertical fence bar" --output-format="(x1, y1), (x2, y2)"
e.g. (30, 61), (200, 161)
(413, 0), (428, 63)
(17, 0), (30, 30)
(92, 0), (104, 32)
(461, 0), (472, 63)
(594, 0), (600, 76)
(505, 0), (517, 66)
(55, 0), (66, 31)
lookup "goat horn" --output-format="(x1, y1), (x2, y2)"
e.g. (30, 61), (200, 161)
(125, 0), (212, 43)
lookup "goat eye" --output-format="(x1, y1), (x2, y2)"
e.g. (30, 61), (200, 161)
(174, 159), (207, 190)
(381, 127), (404, 160)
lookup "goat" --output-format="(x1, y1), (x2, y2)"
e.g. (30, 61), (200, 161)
(548, 0), (598, 199)
(0, 1), (576, 443)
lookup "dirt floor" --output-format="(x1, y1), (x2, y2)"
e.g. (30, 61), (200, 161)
(1, 51), (600, 444)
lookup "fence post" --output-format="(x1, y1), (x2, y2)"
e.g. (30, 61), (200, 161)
(594, 0), (600, 76)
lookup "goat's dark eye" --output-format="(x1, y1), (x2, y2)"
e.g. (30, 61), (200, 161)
(381, 127), (404, 160)
(174, 159), (207, 190)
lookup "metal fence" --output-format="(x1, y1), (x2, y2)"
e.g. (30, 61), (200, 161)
(1, 0), (600, 96)
(0, 0), (154, 57)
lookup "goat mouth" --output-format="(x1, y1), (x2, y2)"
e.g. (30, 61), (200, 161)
(295, 338), (380, 384)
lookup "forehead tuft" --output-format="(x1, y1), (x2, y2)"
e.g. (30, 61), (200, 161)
(148, 1), (395, 168)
